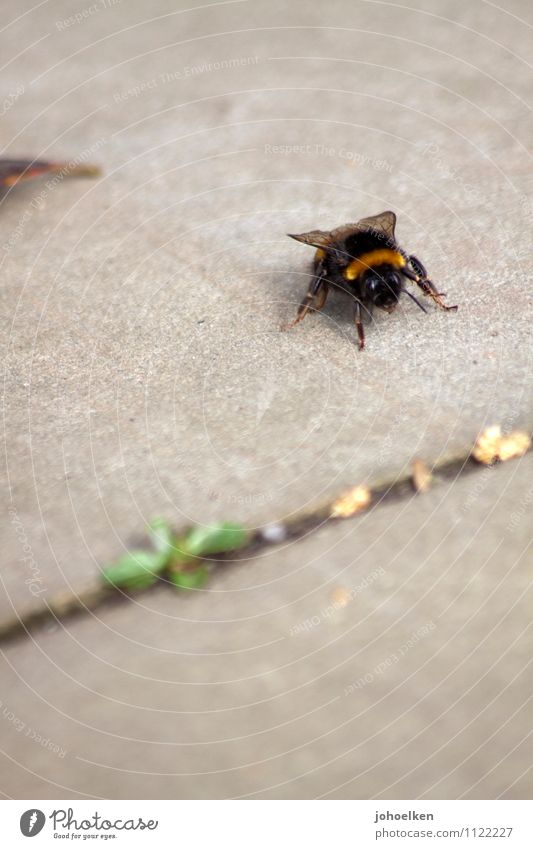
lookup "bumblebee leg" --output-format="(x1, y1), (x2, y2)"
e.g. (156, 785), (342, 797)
(408, 254), (458, 311)
(418, 278), (457, 311)
(354, 300), (365, 350)
(282, 270), (329, 330)
(313, 280), (329, 311)
(402, 266), (418, 283)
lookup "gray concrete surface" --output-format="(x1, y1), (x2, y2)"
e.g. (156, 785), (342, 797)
(1, 0), (532, 798)
(1, 455), (532, 799)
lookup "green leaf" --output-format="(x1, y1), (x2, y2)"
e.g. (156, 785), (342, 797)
(148, 517), (174, 557)
(183, 522), (248, 557)
(103, 550), (166, 590)
(169, 565), (209, 590)
(166, 534), (196, 565)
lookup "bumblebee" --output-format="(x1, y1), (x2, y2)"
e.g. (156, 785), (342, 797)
(284, 211), (457, 350)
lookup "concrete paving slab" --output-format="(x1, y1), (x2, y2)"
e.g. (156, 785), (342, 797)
(0, 0), (532, 799)
(0, 454), (531, 799)
(2, 0), (532, 625)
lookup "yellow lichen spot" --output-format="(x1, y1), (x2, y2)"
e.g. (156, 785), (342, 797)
(473, 426), (531, 465)
(330, 485), (372, 518)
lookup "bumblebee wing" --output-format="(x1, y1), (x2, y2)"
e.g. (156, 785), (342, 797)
(354, 210), (397, 240)
(328, 211), (397, 245)
(287, 229), (332, 249)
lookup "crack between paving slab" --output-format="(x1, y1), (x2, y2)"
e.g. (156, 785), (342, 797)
(1, 438), (531, 647)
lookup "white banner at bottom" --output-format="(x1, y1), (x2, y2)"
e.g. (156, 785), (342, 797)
(1, 800), (532, 848)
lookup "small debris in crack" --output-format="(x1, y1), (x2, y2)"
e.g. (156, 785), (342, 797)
(412, 458), (432, 493)
(260, 523), (287, 544)
(330, 485), (372, 518)
(473, 426), (531, 465)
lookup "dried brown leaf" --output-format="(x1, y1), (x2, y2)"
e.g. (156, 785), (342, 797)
(0, 158), (100, 188)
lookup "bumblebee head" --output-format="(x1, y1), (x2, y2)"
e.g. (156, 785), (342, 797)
(362, 267), (402, 310)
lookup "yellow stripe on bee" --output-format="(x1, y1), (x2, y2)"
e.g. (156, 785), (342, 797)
(344, 249), (406, 280)
(314, 248), (326, 262)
